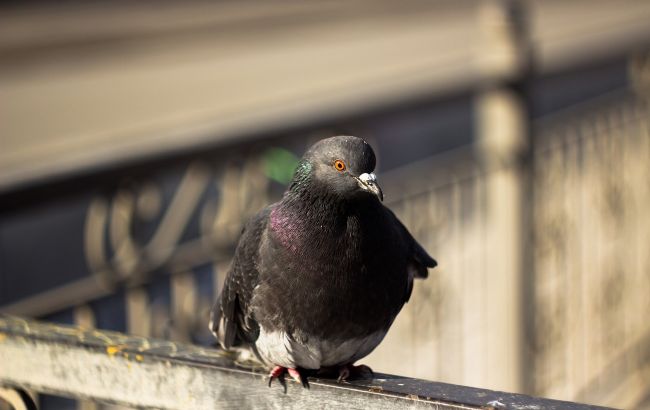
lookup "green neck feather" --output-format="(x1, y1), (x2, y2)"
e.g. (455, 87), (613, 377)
(287, 160), (312, 193)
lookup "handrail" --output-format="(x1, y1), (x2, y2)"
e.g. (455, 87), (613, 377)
(0, 316), (610, 410)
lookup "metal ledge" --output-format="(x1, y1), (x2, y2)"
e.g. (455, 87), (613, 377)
(0, 316), (609, 409)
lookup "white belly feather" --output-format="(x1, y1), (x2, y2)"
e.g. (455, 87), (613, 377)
(255, 326), (386, 369)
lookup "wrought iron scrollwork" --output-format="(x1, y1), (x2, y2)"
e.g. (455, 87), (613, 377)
(0, 387), (37, 410)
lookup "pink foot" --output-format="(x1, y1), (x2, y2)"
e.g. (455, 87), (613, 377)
(288, 368), (309, 388)
(268, 365), (287, 392)
(267, 365), (310, 392)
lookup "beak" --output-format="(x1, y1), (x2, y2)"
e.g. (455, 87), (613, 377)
(356, 172), (383, 202)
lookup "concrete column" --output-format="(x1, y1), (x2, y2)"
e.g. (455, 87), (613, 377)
(475, 0), (532, 394)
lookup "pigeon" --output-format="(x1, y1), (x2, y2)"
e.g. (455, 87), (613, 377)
(209, 136), (437, 390)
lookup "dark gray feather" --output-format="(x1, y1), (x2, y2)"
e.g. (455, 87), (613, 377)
(209, 207), (271, 349)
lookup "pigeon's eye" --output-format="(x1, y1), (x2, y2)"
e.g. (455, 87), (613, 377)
(333, 159), (346, 172)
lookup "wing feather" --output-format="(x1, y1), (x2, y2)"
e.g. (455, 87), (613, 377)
(209, 207), (271, 349)
(384, 207), (437, 302)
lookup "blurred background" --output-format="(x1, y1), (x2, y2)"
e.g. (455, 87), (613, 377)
(2, 0), (650, 408)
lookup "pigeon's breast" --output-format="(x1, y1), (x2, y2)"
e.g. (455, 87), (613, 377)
(257, 204), (409, 338)
(255, 325), (386, 369)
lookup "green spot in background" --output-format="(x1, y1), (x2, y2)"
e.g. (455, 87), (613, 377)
(263, 147), (300, 184)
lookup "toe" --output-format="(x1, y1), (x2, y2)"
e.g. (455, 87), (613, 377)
(267, 366), (288, 393)
(288, 368), (310, 389)
(337, 367), (351, 383)
(339, 364), (374, 381)
(269, 365), (286, 378)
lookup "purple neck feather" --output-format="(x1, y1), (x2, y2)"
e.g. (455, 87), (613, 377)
(269, 206), (303, 253)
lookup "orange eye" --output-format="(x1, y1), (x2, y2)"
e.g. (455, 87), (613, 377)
(333, 159), (346, 172)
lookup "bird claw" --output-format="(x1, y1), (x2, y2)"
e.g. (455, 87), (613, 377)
(268, 366), (288, 393)
(288, 368), (310, 389)
(336, 367), (350, 383)
(337, 364), (374, 382)
(267, 366), (309, 392)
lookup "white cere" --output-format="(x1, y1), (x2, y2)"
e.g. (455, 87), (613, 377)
(359, 173), (377, 184)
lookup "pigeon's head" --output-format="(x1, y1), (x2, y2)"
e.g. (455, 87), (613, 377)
(296, 136), (383, 202)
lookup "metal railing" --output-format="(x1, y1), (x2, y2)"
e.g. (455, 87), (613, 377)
(0, 315), (609, 410)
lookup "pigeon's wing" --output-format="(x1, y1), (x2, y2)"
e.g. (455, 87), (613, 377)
(384, 207), (437, 302)
(209, 206), (271, 349)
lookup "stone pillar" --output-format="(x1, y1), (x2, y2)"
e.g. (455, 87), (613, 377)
(475, 0), (532, 394)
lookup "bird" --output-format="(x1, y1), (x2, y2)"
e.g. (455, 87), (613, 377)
(209, 136), (437, 391)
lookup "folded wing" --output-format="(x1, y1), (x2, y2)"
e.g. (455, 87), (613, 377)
(385, 207), (437, 302)
(209, 207), (271, 349)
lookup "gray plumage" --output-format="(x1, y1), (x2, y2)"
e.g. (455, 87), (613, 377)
(210, 136), (436, 374)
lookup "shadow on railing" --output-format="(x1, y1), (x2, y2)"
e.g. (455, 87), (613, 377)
(0, 315), (610, 410)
